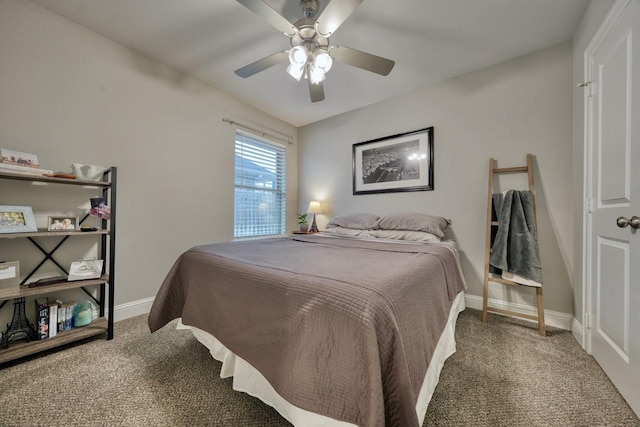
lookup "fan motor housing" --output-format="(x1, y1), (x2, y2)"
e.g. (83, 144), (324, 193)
(290, 19), (329, 50)
(300, 0), (319, 18)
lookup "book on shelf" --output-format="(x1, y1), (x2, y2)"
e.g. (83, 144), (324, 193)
(0, 148), (58, 177)
(65, 302), (75, 331)
(32, 298), (80, 339)
(35, 298), (49, 340)
(0, 162), (53, 176)
(28, 275), (68, 289)
(48, 302), (58, 338)
(57, 301), (66, 334)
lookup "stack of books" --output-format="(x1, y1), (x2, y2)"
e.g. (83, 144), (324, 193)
(0, 148), (52, 176)
(35, 299), (79, 339)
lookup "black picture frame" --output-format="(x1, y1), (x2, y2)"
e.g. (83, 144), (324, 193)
(353, 127), (434, 195)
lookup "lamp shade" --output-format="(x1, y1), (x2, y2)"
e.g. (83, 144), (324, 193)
(309, 64), (325, 85)
(287, 63), (305, 81)
(313, 50), (333, 72)
(289, 45), (309, 66)
(307, 201), (322, 214)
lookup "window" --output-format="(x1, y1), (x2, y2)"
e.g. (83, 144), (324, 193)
(234, 131), (286, 238)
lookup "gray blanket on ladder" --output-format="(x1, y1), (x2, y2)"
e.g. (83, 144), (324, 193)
(490, 190), (543, 284)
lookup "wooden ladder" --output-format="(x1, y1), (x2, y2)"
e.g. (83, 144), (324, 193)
(482, 154), (546, 336)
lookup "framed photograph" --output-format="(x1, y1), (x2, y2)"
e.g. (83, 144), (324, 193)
(0, 206), (37, 233)
(48, 216), (79, 231)
(353, 127), (434, 195)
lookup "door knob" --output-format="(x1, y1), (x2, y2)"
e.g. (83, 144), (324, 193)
(617, 216), (640, 229)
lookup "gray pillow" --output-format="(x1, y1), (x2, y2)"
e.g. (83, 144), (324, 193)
(326, 213), (380, 230)
(375, 213), (450, 238)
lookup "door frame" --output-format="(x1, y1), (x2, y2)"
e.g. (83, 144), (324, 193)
(582, 0), (631, 353)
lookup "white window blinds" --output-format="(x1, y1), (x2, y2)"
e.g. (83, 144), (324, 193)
(234, 131), (286, 238)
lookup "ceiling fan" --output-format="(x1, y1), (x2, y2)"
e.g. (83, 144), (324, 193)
(234, 0), (395, 102)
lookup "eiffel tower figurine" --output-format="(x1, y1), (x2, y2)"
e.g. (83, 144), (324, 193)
(0, 297), (36, 349)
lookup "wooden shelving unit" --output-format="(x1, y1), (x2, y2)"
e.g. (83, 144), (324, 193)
(0, 317), (108, 364)
(0, 229), (109, 239)
(0, 170), (111, 186)
(0, 276), (109, 300)
(0, 168), (117, 363)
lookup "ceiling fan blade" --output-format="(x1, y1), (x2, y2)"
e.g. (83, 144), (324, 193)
(315, 0), (363, 36)
(308, 80), (325, 103)
(235, 51), (289, 78)
(331, 45), (395, 76)
(236, 0), (297, 35)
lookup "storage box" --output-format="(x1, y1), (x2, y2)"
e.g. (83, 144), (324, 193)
(0, 261), (20, 292)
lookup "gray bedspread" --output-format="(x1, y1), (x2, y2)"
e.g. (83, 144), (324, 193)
(148, 235), (466, 427)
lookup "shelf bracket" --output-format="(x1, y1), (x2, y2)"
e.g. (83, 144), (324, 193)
(22, 236), (71, 285)
(81, 286), (100, 305)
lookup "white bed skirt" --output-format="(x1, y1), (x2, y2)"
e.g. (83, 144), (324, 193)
(177, 291), (465, 427)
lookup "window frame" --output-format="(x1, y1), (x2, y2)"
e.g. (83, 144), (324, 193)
(233, 130), (287, 239)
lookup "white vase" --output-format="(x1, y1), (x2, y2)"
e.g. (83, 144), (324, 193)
(72, 163), (106, 181)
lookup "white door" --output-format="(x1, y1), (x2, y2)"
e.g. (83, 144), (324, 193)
(587, 0), (640, 416)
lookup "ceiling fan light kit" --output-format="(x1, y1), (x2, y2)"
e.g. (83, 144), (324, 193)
(235, 0), (395, 102)
(286, 43), (333, 84)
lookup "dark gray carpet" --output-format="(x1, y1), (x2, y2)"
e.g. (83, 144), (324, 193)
(0, 309), (637, 426)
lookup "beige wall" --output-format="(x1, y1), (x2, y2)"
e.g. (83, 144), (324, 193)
(299, 42), (575, 316)
(571, 0), (615, 329)
(0, 0), (298, 315)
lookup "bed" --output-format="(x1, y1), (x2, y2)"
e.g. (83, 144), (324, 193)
(149, 213), (466, 427)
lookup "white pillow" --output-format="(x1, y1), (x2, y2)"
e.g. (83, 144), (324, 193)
(323, 226), (372, 238)
(369, 229), (441, 242)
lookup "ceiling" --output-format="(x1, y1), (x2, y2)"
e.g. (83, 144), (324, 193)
(31, 0), (590, 127)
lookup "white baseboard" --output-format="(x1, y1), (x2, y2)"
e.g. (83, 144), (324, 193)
(571, 318), (584, 347)
(113, 296), (155, 322)
(465, 294), (572, 331)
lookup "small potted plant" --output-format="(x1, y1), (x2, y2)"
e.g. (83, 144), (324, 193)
(297, 213), (309, 233)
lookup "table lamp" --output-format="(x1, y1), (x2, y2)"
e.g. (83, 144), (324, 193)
(307, 201), (322, 233)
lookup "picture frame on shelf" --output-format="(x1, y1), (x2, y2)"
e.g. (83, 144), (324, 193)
(0, 261), (20, 291)
(89, 197), (111, 220)
(0, 148), (40, 169)
(47, 216), (79, 231)
(352, 127), (434, 195)
(68, 259), (103, 281)
(0, 205), (37, 233)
